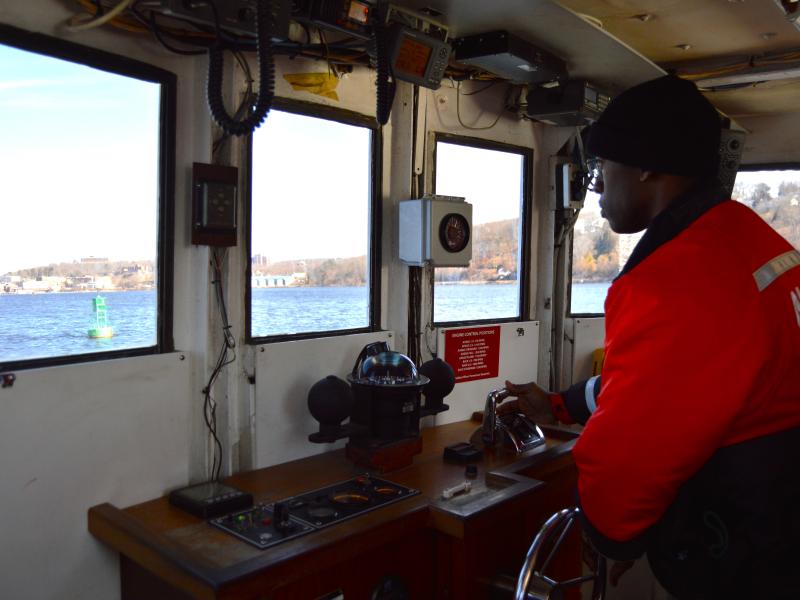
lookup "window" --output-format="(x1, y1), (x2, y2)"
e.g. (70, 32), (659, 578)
(732, 168), (800, 249)
(433, 138), (530, 323)
(569, 191), (643, 314)
(0, 27), (174, 369)
(248, 105), (378, 339)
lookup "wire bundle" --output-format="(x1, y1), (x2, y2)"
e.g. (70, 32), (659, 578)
(202, 247), (236, 481)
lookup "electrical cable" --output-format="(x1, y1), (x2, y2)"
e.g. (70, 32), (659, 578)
(460, 80), (498, 96)
(213, 51), (257, 156)
(202, 247), (236, 481)
(129, 1), (220, 51)
(318, 29), (339, 78)
(206, 0), (275, 136)
(455, 80), (509, 131)
(91, 0), (105, 17)
(65, 0), (132, 32)
(677, 47), (800, 81)
(146, 11), (208, 55)
(373, 2), (396, 126)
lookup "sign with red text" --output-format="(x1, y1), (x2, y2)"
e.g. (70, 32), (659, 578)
(443, 326), (501, 383)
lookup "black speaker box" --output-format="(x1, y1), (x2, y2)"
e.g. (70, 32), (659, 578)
(718, 129), (746, 197)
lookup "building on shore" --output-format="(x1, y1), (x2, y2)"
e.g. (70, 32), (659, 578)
(251, 272), (307, 288)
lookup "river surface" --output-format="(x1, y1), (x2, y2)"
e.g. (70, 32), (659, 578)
(0, 283), (611, 362)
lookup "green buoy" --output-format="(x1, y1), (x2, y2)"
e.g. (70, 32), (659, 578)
(88, 295), (114, 339)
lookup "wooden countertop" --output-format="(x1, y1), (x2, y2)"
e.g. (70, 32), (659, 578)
(88, 419), (577, 597)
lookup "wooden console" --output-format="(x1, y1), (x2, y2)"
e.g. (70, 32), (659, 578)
(88, 419), (579, 599)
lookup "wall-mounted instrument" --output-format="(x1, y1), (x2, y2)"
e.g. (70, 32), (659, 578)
(308, 342), (455, 471)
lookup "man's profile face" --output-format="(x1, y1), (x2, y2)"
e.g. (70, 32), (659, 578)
(596, 159), (650, 234)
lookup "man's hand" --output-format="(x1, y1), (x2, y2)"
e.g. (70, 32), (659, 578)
(498, 380), (557, 425)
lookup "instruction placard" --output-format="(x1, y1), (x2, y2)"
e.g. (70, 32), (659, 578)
(444, 326), (501, 383)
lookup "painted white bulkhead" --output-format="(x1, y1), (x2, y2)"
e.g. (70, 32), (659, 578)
(0, 2), (566, 598)
(6, 0), (797, 597)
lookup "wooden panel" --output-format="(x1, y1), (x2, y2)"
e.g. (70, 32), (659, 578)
(89, 420), (581, 599)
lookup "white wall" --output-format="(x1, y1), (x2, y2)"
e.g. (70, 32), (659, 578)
(0, 354), (192, 599)
(566, 316), (606, 388)
(254, 331), (394, 468)
(0, 5), (567, 599)
(435, 321), (540, 424)
(0, 3), (207, 599)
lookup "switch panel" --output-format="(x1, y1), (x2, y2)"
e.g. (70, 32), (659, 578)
(192, 162), (239, 247)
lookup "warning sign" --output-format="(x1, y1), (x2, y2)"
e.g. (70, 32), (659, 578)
(444, 326), (501, 383)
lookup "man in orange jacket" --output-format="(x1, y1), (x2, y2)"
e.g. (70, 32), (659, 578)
(504, 75), (800, 598)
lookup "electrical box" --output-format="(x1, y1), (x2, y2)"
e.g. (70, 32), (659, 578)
(399, 196), (472, 267)
(527, 80), (610, 126)
(718, 129), (746, 197)
(192, 163), (238, 247)
(556, 163), (586, 210)
(453, 30), (566, 84)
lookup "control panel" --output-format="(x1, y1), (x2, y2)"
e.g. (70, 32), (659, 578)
(212, 475), (419, 549)
(191, 162), (238, 247)
(212, 503), (315, 550)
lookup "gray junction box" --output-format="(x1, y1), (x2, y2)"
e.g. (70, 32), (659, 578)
(399, 196), (473, 267)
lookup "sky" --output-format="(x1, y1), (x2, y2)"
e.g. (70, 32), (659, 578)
(251, 111), (371, 262)
(0, 44), (160, 275)
(251, 113), (525, 263)
(5, 40), (798, 274)
(732, 169), (800, 197)
(435, 142), (524, 225)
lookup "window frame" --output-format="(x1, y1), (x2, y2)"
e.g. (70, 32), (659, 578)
(0, 24), (176, 372)
(245, 98), (382, 344)
(738, 162), (800, 173)
(431, 132), (533, 327)
(567, 201), (608, 318)
(567, 162), (800, 317)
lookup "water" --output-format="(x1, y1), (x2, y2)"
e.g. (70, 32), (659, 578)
(0, 290), (156, 362)
(434, 283), (520, 321)
(251, 286), (370, 336)
(0, 283), (612, 362)
(569, 281), (612, 314)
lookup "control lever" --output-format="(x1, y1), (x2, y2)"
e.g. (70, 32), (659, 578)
(273, 501), (293, 533)
(471, 388), (546, 454)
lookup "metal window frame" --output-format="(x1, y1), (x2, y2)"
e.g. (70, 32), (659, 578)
(0, 24), (176, 372)
(245, 98), (382, 344)
(566, 161), (800, 317)
(431, 132), (533, 327)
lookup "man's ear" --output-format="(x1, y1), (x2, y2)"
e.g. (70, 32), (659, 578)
(639, 170), (654, 182)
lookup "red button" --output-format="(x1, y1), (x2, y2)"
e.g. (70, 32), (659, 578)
(261, 518), (272, 526)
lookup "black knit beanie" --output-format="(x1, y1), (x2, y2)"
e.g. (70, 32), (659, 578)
(586, 75), (721, 176)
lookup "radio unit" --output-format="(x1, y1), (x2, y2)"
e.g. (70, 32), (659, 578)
(453, 30), (566, 84)
(527, 80), (610, 126)
(388, 24), (451, 89)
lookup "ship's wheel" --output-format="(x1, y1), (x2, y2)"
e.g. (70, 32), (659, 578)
(514, 507), (606, 600)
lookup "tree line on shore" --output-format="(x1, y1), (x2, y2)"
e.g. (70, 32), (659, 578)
(11, 180), (798, 289)
(5, 260), (154, 290)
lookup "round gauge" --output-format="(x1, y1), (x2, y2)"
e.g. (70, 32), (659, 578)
(330, 492), (370, 505)
(438, 213), (470, 253)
